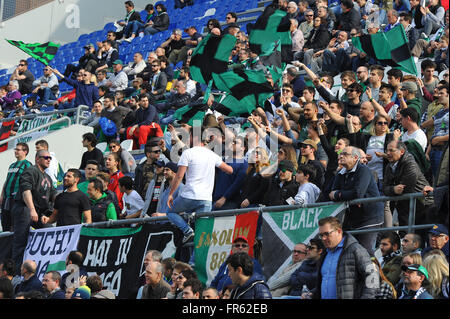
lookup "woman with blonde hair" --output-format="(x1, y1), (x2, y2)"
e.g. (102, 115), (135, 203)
(239, 147), (271, 209)
(371, 257), (397, 299)
(277, 144), (298, 172)
(423, 254), (449, 299)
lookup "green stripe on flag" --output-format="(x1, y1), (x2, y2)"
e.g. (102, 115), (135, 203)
(6, 40), (60, 66)
(47, 260), (67, 272)
(80, 226), (142, 237)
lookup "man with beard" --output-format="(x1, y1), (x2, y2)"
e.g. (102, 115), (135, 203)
(378, 231), (403, 286)
(41, 169), (92, 226)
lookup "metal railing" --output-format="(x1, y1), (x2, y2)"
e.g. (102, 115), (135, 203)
(82, 189), (441, 236)
(0, 116), (72, 147)
(0, 189), (443, 239)
(0, 105), (89, 124)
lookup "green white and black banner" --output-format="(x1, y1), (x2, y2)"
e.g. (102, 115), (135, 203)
(23, 224), (83, 281)
(261, 204), (346, 283)
(77, 223), (182, 299)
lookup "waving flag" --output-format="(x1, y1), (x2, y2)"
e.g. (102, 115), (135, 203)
(189, 33), (237, 84)
(248, 6), (293, 62)
(6, 40), (60, 66)
(351, 24), (417, 75)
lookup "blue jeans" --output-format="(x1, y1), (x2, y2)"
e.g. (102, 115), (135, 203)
(430, 148), (444, 179)
(166, 196), (212, 234)
(33, 87), (56, 105)
(125, 20), (145, 37)
(160, 110), (176, 125)
(144, 26), (160, 35)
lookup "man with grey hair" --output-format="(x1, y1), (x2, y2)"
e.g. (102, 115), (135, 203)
(141, 261), (171, 299)
(123, 52), (147, 81)
(299, 9), (314, 39)
(161, 29), (186, 65)
(384, 9), (400, 32)
(383, 140), (434, 239)
(0, 80), (22, 111)
(14, 260), (42, 295)
(329, 146), (384, 255)
(287, 1), (299, 19)
(11, 149), (57, 274)
(290, 19), (305, 54)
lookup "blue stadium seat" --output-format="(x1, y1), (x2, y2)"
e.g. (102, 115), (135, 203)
(0, 69), (7, 76)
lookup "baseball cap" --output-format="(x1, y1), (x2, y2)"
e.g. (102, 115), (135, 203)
(301, 139), (318, 150)
(155, 160), (165, 167)
(113, 59), (124, 66)
(71, 286), (91, 299)
(401, 264), (429, 279)
(428, 224), (448, 236)
(279, 160), (295, 172)
(233, 236), (248, 244)
(401, 81), (418, 93)
(13, 99), (21, 106)
(165, 161), (178, 173)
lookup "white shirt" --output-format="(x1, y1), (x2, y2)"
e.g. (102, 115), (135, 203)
(109, 70), (128, 92)
(366, 134), (386, 180)
(401, 128), (428, 152)
(123, 190), (145, 217)
(178, 146), (223, 201)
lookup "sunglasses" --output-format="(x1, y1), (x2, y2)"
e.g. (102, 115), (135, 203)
(19, 64), (26, 66)
(376, 121), (388, 125)
(293, 250), (307, 254)
(151, 149), (161, 153)
(233, 243), (248, 248)
(305, 14), (313, 17)
(40, 156), (52, 160)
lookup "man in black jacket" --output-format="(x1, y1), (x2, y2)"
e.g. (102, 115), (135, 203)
(329, 146), (384, 255)
(157, 80), (192, 125)
(383, 140), (434, 239)
(264, 160), (299, 206)
(11, 150), (57, 275)
(334, 0), (361, 35)
(227, 252), (272, 299)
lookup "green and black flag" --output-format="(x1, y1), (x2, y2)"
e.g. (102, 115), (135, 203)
(189, 33), (237, 84)
(212, 68), (274, 116)
(6, 40), (60, 66)
(351, 24), (417, 75)
(248, 6), (292, 63)
(173, 100), (210, 126)
(259, 40), (285, 85)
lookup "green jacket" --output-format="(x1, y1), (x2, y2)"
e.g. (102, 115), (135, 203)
(406, 97), (422, 121)
(88, 193), (117, 222)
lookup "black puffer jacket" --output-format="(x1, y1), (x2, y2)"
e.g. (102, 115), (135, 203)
(230, 274), (272, 299)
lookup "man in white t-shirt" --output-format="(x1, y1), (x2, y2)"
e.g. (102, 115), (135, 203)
(119, 176), (145, 219)
(399, 108), (428, 152)
(166, 132), (233, 243)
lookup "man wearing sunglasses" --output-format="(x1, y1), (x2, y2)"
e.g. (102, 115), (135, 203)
(11, 149), (58, 275)
(210, 236), (264, 295)
(31, 66), (59, 106)
(9, 60), (35, 95)
(134, 142), (162, 198)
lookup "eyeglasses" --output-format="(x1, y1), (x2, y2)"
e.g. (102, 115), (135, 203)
(339, 151), (352, 157)
(151, 64), (159, 67)
(19, 64), (26, 66)
(40, 156), (52, 161)
(318, 229), (337, 239)
(444, 74), (449, 77)
(350, 33), (357, 37)
(233, 243), (249, 248)
(292, 250), (307, 254)
(376, 121), (388, 126)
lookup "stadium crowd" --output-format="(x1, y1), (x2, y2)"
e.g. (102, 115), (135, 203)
(0, 0), (448, 300)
